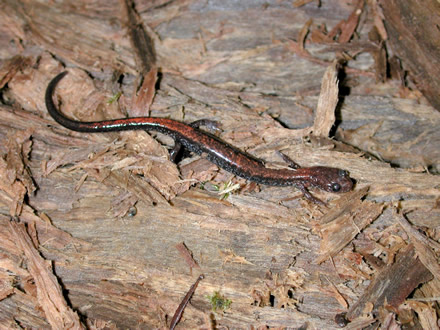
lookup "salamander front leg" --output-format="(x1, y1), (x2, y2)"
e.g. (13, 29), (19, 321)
(296, 183), (327, 206)
(169, 119), (222, 163)
(188, 119), (221, 131)
(277, 151), (301, 169)
(169, 142), (183, 163)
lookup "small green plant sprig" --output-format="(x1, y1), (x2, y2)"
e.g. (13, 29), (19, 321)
(207, 291), (232, 312)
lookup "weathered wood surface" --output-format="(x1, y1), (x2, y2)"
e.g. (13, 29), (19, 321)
(1, 0), (440, 328)
(380, 0), (440, 112)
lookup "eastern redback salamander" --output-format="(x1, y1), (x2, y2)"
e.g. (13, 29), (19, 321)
(45, 71), (353, 204)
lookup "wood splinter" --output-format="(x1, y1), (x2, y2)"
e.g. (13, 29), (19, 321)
(170, 274), (204, 330)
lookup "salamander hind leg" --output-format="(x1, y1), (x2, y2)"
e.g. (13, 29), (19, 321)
(189, 119), (222, 132)
(169, 119), (222, 163)
(169, 141), (183, 163)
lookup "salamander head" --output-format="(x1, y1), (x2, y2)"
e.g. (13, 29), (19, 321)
(308, 167), (353, 193)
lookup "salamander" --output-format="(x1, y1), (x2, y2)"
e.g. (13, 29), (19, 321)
(45, 71), (353, 204)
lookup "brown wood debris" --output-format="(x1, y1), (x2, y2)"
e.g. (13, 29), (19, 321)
(312, 61), (339, 137)
(380, 0), (440, 111)
(345, 244), (433, 321)
(396, 211), (440, 281)
(120, 0), (158, 117)
(314, 187), (384, 264)
(1, 0), (440, 328)
(175, 242), (201, 270)
(327, 0), (364, 43)
(8, 219), (84, 329)
(0, 130), (35, 216)
(170, 274), (204, 330)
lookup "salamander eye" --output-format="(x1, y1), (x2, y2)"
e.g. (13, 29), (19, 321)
(338, 170), (348, 178)
(331, 182), (341, 192)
